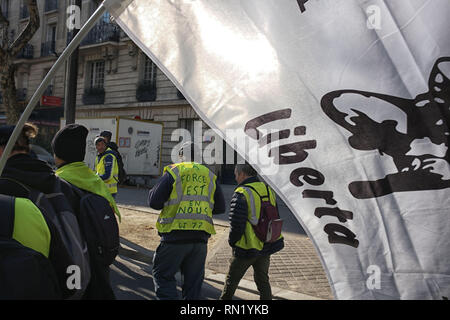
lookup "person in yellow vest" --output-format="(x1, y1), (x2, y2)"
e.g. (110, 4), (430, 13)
(52, 124), (121, 299)
(94, 136), (119, 199)
(148, 141), (225, 300)
(220, 163), (284, 300)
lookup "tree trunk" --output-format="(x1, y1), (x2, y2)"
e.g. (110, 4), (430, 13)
(0, 0), (39, 124)
(0, 61), (20, 125)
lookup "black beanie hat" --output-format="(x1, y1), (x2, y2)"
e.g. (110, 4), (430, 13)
(100, 130), (112, 140)
(52, 124), (89, 163)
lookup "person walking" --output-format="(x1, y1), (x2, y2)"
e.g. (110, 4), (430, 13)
(94, 136), (119, 199)
(148, 141), (225, 300)
(100, 130), (126, 185)
(220, 163), (284, 300)
(52, 124), (121, 300)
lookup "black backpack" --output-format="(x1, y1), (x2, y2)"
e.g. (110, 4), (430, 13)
(71, 187), (119, 299)
(116, 153), (127, 185)
(244, 184), (283, 243)
(0, 194), (61, 300)
(73, 187), (120, 266)
(108, 144), (127, 184)
(0, 177), (91, 299)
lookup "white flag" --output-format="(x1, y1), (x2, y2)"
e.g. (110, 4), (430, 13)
(105, 0), (450, 299)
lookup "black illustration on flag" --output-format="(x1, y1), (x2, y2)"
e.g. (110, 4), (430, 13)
(321, 57), (450, 199)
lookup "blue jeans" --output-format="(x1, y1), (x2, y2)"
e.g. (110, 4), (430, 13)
(152, 242), (207, 300)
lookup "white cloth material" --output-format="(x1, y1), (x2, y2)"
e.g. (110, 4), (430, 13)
(105, 0), (450, 299)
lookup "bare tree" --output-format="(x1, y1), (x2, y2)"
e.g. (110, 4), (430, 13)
(0, 0), (40, 124)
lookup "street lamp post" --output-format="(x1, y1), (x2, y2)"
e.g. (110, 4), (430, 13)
(64, 0), (82, 125)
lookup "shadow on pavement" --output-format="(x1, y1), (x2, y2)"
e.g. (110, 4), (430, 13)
(110, 254), (240, 300)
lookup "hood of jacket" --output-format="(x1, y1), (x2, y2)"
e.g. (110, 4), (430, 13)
(1, 153), (57, 194)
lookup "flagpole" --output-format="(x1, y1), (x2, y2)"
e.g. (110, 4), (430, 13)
(0, 2), (107, 175)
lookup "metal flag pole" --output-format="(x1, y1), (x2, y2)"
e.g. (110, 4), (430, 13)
(0, 2), (107, 175)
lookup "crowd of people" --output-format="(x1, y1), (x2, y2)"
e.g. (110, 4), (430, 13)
(0, 122), (284, 300)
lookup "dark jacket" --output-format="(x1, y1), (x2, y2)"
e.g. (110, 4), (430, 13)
(0, 153), (77, 299)
(96, 149), (116, 182)
(55, 161), (116, 300)
(107, 141), (126, 184)
(107, 141), (119, 153)
(148, 166), (226, 243)
(228, 176), (284, 258)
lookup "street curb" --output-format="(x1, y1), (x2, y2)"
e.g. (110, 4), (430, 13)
(204, 272), (323, 301)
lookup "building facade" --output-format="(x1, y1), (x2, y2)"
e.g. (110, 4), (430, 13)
(0, 0), (238, 184)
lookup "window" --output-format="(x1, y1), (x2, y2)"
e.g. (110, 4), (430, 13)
(46, 24), (57, 43)
(44, 0), (58, 12)
(1, 0), (9, 18)
(136, 56), (157, 102)
(83, 61), (106, 105)
(20, 0), (29, 19)
(41, 24), (56, 56)
(89, 61), (105, 89)
(101, 11), (111, 24)
(90, 0), (110, 23)
(143, 56), (157, 85)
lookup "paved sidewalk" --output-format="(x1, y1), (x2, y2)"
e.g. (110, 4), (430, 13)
(115, 186), (334, 300)
(205, 231), (333, 300)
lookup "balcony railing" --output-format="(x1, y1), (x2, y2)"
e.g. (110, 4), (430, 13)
(16, 44), (34, 59)
(81, 22), (120, 46)
(41, 41), (56, 57)
(82, 87), (105, 105)
(44, 0), (58, 12)
(136, 82), (157, 102)
(0, 89), (28, 103)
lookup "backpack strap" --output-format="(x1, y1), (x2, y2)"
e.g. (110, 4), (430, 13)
(243, 184), (270, 201)
(0, 177), (45, 206)
(67, 182), (87, 200)
(0, 194), (15, 239)
(242, 183), (273, 227)
(0, 177), (31, 194)
(243, 183), (280, 221)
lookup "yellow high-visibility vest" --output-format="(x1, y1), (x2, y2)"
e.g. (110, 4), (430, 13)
(11, 198), (51, 258)
(156, 162), (217, 235)
(95, 148), (119, 195)
(55, 161), (121, 221)
(234, 182), (283, 251)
